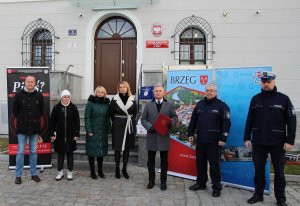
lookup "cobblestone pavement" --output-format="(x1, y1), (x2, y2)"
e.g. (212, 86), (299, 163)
(0, 155), (299, 206)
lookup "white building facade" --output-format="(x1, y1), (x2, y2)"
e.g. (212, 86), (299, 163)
(0, 0), (299, 105)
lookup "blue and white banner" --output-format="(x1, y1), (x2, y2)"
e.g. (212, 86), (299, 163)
(216, 66), (272, 193)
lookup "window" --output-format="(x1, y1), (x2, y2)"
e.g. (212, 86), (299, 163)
(180, 27), (206, 65)
(96, 17), (136, 39)
(172, 15), (214, 66)
(22, 18), (58, 70)
(31, 29), (53, 67)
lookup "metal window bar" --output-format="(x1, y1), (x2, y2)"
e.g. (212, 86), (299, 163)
(171, 15), (215, 64)
(21, 18), (59, 70)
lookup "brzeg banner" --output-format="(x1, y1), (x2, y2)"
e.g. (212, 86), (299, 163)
(165, 69), (213, 179)
(216, 66), (271, 193)
(7, 67), (52, 169)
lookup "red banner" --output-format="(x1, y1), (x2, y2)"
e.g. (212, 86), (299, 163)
(168, 138), (197, 176)
(8, 143), (52, 155)
(146, 40), (169, 48)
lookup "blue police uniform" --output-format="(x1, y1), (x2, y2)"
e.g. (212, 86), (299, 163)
(244, 71), (296, 205)
(188, 96), (231, 192)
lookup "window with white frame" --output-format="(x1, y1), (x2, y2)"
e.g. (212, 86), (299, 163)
(172, 15), (214, 66)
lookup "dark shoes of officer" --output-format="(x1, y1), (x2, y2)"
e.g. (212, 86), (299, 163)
(160, 183), (167, 190)
(277, 201), (288, 206)
(212, 190), (221, 197)
(189, 183), (206, 191)
(15, 177), (22, 184)
(31, 175), (41, 182)
(247, 194), (264, 204)
(147, 180), (155, 189)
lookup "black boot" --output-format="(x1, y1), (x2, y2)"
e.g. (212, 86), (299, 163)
(115, 152), (121, 179)
(97, 157), (105, 178)
(122, 150), (129, 179)
(88, 157), (97, 179)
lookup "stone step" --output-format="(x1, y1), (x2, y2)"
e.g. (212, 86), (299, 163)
(76, 140), (138, 152)
(52, 150), (138, 163)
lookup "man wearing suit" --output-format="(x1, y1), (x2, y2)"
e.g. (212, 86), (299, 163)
(141, 84), (178, 190)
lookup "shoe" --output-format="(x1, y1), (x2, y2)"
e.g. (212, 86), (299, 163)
(147, 181), (155, 189)
(98, 170), (105, 178)
(277, 201), (288, 206)
(91, 172), (98, 179)
(189, 183), (206, 191)
(67, 171), (73, 180)
(212, 190), (221, 197)
(247, 194), (264, 204)
(160, 183), (167, 190)
(31, 175), (41, 182)
(15, 177), (22, 184)
(122, 169), (129, 179)
(115, 168), (121, 179)
(55, 170), (64, 181)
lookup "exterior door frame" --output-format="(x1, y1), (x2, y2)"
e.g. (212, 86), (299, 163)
(84, 11), (143, 99)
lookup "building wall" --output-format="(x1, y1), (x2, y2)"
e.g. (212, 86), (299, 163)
(0, 0), (299, 108)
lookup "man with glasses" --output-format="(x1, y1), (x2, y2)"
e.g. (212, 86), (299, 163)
(13, 75), (44, 184)
(244, 71), (296, 206)
(188, 83), (231, 197)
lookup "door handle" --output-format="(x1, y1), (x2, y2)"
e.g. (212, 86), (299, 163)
(122, 59), (125, 64)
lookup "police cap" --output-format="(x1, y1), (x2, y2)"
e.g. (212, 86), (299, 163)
(261, 71), (276, 81)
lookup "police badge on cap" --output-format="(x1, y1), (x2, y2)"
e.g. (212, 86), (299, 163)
(261, 71), (277, 81)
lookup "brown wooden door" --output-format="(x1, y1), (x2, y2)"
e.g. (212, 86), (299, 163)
(94, 39), (136, 95)
(122, 39), (136, 94)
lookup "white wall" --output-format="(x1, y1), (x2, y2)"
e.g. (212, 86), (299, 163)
(0, 0), (299, 108)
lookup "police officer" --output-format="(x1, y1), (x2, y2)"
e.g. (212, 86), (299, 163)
(244, 71), (296, 206)
(188, 83), (231, 197)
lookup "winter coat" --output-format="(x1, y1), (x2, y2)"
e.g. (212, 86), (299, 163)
(12, 89), (44, 135)
(187, 97), (231, 143)
(85, 95), (110, 157)
(49, 101), (80, 153)
(141, 99), (178, 151)
(244, 87), (296, 146)
(109, 94), (137, 151)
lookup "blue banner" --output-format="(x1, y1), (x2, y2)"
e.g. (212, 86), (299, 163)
(216, 66), (271, 192)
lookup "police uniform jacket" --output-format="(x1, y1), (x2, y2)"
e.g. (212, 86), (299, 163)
(244, 87), (296, 146)
(187, 97), (231, 143)
(12, 89), (44, 135)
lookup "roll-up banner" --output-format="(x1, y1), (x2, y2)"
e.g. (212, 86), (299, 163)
(7, 67), (52, 169)
(165, 69), (213, 179)
(216, 66), (271, 193)
(164, 66), (271, 193)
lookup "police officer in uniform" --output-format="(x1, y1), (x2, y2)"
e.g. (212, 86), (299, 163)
(244, 71), (296, 206)
(188, 83), (231, 197)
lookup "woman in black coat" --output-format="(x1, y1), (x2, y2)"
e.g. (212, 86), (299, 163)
(109, 81), (137, 179)
(49, 90), (80, 181)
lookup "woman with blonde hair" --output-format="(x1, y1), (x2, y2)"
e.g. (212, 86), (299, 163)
(85, 86), (110, 179)
(109, 81), (137, 179)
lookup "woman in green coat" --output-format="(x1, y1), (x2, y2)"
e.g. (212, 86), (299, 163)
(85, 86), (110, 179)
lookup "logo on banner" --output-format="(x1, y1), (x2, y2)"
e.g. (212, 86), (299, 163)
(152, 22), (163, 37)
(200, 75), (208, 85)
(253, 71), (263, 85)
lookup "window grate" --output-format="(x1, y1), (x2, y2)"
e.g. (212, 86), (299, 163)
(21, 18), (58, 70)
(172, 15), (214, 65)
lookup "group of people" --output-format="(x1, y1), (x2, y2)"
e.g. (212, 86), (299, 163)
(12, 71), (296, 206)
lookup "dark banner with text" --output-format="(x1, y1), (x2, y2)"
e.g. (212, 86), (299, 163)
(7, 67), (52, 169)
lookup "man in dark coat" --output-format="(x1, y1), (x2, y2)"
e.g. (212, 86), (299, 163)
(141, 84), (178, 191)
(49, 90), (80, 181)
(244, 71), (296, 206)
(188, 83), (231, 198)
(13, 75), (44, 184)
